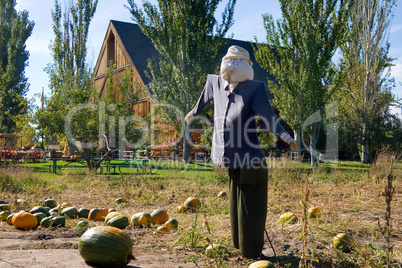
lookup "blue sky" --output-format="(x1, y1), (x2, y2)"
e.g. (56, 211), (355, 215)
(15, 0), (402, 116)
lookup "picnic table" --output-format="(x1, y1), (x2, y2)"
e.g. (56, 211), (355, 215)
(46, 157), (152, 175)
(103, 158), (151, 174)
(46, 158), (88, 174)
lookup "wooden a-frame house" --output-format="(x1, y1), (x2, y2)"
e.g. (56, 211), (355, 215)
(93, 20), (160, 117)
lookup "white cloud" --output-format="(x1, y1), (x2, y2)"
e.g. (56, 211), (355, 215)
(26, 38), (51, 55)
(391, 62), (402, 80)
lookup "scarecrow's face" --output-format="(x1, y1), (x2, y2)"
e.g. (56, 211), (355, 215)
(220, 58), (254, 83)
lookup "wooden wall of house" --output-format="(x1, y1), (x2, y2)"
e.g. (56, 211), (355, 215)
(93, 27), (152, 118)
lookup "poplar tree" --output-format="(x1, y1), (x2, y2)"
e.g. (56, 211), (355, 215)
(336, 0), (396, 163)
(255, 0), (348, 166)
(0, 0), (34, 133)
(127, 0), (236, 163)
(37, 0), (97, 139)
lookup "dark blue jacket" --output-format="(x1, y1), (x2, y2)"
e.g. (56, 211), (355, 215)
(190, 74), (293, 168)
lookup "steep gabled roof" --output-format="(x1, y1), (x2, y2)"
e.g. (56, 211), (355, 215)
(110, 20), (161, 85)
(107, 20), (275, 91)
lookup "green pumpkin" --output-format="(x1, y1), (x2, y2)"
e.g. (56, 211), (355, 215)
(76, 220), (90, 231)
(29, 206), (50, 217)
(61, 207), (78, 218)
(40, 216), (53, 228)
(34, 212), (47, 225)
(106, 215), (130, 229)
(43, 199), (57, 208)
(40, 216), (66, 228)
(78, 208), (90, 218)
(78, 226), (135, 267)
(52, 216), (66, 227)
(104, 212), (121, 224)
(49, 208), (59, 217)
(115, 198), (127, 204)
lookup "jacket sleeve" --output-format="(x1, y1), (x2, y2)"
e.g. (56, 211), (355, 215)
(189, 75), (214, 117)
(251, 84), (294, 144)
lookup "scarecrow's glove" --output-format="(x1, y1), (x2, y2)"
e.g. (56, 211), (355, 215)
(185, 111), (194, 123)
(289, 140), (298, 152)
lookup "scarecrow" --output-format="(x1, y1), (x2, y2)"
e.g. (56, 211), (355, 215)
(186, 45), (297, 259)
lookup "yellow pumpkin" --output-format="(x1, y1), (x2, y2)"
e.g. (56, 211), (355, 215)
(184, 197), (201, 212)
(248, 260), (275, 268)
(56, 202), (71, 209)
(6, 213), (15, 225)
(12, 211), (37, 230)
(308, 207), (321, 219)
(131, 212), (152, 227)
(0, 211), (11, 221)
(164, 218), (178, 230)
(279, 212), (298, 225)
(175, 206), (187, 213)
(333, 233), (353, 252)
(153, 225), (169, 235)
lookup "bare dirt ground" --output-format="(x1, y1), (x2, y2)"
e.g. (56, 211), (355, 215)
(0, 221), (307, 268)
(0, 228), (202, 268)
(1, 221), (399, 268)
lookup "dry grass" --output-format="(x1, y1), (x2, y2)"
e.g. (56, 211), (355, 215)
(0, 154), (401, 267)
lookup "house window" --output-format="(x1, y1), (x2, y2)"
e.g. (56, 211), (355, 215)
(107, 33), (115, 65)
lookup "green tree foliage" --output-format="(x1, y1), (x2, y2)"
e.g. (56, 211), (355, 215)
(127, 0), (236, 162)
(335, 0), (397, 163)
(14, 98), (39, 148)
(36, 0), (97, 139)
(254, 0), (348, 166)
(0, 0), (34, 133)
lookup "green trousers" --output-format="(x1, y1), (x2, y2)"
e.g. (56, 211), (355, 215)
(228, 162), (268, 258)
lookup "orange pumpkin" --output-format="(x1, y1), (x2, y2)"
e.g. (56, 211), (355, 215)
(88, 209), (104, 221)
(100, 208), (109, 217)
(150, 208), (169, 225)
(108, 208), (116, 214)
(12, 211), (37, 230)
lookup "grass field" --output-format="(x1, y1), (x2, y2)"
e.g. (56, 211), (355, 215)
(0, 153), (401, 267)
